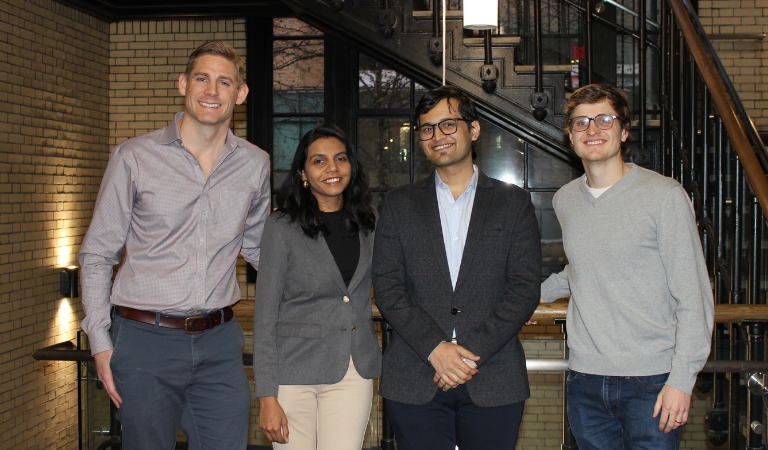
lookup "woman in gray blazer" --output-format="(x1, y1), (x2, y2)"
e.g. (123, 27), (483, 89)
(253, 124), (382, 450)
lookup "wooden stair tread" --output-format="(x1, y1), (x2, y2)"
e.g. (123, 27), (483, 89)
(515, 64), (574, 73)
(463, 36), (521, 46)
(412, 10), (463, 19)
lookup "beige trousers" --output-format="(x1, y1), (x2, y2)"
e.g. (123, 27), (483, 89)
(274, 358), (373, 450)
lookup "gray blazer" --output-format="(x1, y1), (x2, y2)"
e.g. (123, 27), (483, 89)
(253, 212), (382, 398)
(372, 171), (541, 407)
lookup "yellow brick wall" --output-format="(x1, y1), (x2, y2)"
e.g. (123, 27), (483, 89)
(108, 19), (248, 147)
(0, 0), (109, 448)
(699, 0), (768, 132)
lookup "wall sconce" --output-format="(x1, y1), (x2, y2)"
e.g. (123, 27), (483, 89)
(463, 0), (498, 31)
(60, 266), (79, 298)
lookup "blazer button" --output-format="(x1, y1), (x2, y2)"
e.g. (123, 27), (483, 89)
(343, 296), (350, 303)
(451, 308), (458, 315)
(351, 326), (357, 331)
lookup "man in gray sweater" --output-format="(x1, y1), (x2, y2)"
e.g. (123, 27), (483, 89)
(541, 84), (714, 449)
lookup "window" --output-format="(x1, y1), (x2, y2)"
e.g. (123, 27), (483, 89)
(271, 18), (325, 190)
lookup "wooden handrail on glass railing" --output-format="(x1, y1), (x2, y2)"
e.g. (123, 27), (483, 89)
(667, 0), (768, 215)
(234, 300), (768, 325)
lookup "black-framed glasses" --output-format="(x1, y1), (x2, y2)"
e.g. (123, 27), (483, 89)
(568, 114), (619, 132)
(416, 118), (473, 141)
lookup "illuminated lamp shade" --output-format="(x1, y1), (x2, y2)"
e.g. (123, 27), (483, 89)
(463, 0), (498, 30)
(60, 266), (79, 298)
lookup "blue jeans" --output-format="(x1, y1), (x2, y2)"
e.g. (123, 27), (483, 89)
(110, 314), (251, 450)
(385, 385), (525, 450)
(566, 371), (681, 450)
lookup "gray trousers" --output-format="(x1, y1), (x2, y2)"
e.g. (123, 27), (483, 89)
(109, 314), (251, 450)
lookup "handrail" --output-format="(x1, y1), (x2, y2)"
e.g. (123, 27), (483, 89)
(560, 0), (661, 53)
(527, 359), (768, 373)
(233, 300), (768, 324)
(604, 0), (660, 29)
(667, 0), (768, 215)
(529, 303), (768, 324)
(239, 300), (768, 324)
(675, 1), (768, 174)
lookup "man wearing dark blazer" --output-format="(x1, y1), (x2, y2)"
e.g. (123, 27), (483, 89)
(372, 86), (541, 450)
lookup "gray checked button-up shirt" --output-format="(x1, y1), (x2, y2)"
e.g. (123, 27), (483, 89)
(79, 112), (271, 355)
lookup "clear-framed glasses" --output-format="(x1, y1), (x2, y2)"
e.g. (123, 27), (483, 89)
(568, 114), (619, 132)
(417, 118), (473, 141)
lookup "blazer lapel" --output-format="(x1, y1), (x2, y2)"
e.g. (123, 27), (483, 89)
(419, 174), (453, 291)
(347, 231), (372, 294)
(454, 172), (494, 291)
(303, 233), (348, 294)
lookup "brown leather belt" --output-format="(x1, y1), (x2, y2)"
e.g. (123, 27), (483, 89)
(113, 305), (234, 334)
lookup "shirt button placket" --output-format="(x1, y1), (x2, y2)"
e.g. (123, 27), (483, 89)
(196, 185), (210, 309)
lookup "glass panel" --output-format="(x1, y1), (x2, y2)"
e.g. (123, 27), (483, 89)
(359, 53), (412, 109)
(474, 118), (525, 187)
(527, 146), (582, 189)
(414, 81), (430, 105)
(273, 18), (322, 36)
(272, 116), (325, 175)
(273, 39), (324, 114)
(357, 117), (415, 193)
(412, 137), (433, 182)
(532, 192), (568, 279)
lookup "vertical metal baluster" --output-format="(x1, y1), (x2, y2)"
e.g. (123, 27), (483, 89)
(708, 113), (731, 448)
(380, 319), (394, 450)
(639, 0), (646, 149)
(585, 0), (593, 85)
(559, 319), (577, 450)
(659, 0), (669, 176)
(747, 321), (766, 450)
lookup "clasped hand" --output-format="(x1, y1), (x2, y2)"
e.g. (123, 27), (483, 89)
(430, 342), (480, 391)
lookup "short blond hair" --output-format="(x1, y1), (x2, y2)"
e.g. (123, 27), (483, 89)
(184, 41), (246, 87)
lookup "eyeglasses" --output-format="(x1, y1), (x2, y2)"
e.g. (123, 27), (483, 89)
(568, 114), (620, 132)
(417, 118), (473, 141)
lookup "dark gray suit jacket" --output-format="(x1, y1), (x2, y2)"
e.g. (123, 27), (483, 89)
(372, 171), (541, 407)
(253, 213), (382, 398)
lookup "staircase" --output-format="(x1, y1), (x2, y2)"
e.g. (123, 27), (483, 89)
(281, 0), (576, 160)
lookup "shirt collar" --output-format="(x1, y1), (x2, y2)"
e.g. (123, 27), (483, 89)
(160, 112), (239, 158)
(435, 164), (479, 191)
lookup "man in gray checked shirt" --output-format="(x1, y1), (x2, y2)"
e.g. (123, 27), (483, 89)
(79, 41), (270, 449)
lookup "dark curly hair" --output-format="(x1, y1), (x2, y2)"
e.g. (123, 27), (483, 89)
(276, 124), (376, 238)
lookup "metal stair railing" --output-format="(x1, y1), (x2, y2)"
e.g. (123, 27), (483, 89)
(661, 1), (768, 448)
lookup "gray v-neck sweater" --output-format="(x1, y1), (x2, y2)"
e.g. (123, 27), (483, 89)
(541, 164), (714, 394)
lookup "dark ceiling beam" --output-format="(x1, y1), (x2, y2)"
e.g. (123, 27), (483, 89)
(56, 0), (291, 21)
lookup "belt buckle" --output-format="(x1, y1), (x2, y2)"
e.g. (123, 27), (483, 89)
(184, 315), (208, 334)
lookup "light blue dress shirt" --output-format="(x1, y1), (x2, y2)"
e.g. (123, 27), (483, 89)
(428, 165), (479, 354)
(435, 165), (479, 290)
